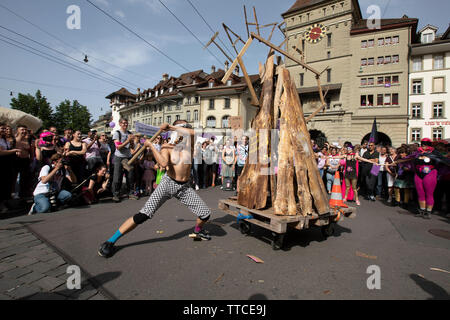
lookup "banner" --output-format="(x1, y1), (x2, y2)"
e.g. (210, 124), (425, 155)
(134, 122), (160, 137)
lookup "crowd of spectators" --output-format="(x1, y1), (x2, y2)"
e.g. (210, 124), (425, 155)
(313, 138), (450, 218)
(0, 118), (250, 215)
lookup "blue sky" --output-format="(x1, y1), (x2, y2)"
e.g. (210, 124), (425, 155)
(0, 0), (449, 122)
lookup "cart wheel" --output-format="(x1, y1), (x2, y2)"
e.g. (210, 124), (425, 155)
(239, 221), (251, 235)
(271, 232), (285, 250)
(321, 222), (335, 238)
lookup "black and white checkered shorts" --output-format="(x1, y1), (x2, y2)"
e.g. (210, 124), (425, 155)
(139, 174), (211, 220)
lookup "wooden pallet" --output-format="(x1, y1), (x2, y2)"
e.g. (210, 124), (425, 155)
(218, 198), (356, 234)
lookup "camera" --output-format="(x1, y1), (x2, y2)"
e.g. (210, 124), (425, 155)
(47, 190), (58, 211)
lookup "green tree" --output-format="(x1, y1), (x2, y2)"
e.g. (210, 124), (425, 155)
(10, 90), (54, 129)
(54, 99), (92, 133)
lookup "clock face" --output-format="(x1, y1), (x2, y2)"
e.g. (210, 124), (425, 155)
(305, 24), (328, 43)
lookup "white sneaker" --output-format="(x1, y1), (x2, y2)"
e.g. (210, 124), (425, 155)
(195, 185), (199, 191)
(28, 203), (36, 215)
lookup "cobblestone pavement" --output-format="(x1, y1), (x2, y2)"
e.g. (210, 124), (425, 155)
(0, 223), (108, 300)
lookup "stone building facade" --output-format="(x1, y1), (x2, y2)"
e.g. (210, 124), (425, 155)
(103, 66), (260, 137)
(282, 0), (418, 146)
(409, 25), (450, 142)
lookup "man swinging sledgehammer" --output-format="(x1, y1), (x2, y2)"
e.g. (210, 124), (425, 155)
(98, 120), (212, 258)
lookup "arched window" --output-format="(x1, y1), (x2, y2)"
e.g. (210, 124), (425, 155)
(222, 115), (230, 128)
(206, 116), (216, 128)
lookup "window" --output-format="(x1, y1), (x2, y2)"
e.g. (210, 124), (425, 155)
(159, 117), (162, 125)
(392, 36), (399, 45)
(206, 116), (216, 128)
(434, 55), (444, 69)
(423, 33), (433, 44)
(327, 69), (331, 82)
(377, 76), (384, 85)
(361, 58), (367, 66)
(224, 98), (231, 109)
(411, 128), (421, 142)
(360, 95), (367, 106)
(327, 34), (332, 47)
(209, 99), (215, 110)
(300, 73), (304, 86)
(209, 81), (214, 88)
(323, 8), (326, 16)
(186, 96), (191, 105)
(327, 51), (331, 59)
(368, 57), (374, 66)
(222, 116), (230, 128)
(167, 116), (171, 123)
(384, 94), (391, 105)
(384, 56), (391, 64)
(392, 75), (399, 84)
(385, 76), (391, 86)
(433, 128), (443, 141)
(176, 115), (180, 121)
(367, 94), (374, 106)
(167, 104), (172, 111)
(186, 111), (191, 122)
(433, 77), (445, 93)
(194, 110), (199, 121)
(392, 93), (399, 105)
(377, 94), (383, 106)
(412, 57), (422, 71)
(392, 55), (399, 63)
(385, 37), (392, 45)
(226, 80), (232, 86)
(361, 40), (367, 48)
(411, 104), (421, 118)
(361, 78), (367, 86)
(377, 56), (384, 65)
(302, 39), (305, 51)
(160, 89), (164, 95)
(194, 96), (199, 104)
(412, 79), (423, 94)
(368, 39), (374, 48)
(368, 77), (374, 85)
(433, 103), (443, 118)
(176, 101), (181, 110)
(378, 38), (384, 46)
(169, 87), (173, 93)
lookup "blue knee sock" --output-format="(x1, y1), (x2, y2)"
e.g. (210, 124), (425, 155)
(107, 230), (123, 244)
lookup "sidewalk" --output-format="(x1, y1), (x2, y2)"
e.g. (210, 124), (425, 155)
(0, 222), (108, 300)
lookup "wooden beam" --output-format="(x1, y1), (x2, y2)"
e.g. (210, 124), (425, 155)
(251, 32), (320, 76)
(205, 31), (234, 63)
(238, 56), (259, 106)
(243, 5), (250, 39)
(221, 37), (253, 84)
(253, 7), (260, 36)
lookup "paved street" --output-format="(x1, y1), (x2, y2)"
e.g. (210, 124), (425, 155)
(0, 187), (449, 300)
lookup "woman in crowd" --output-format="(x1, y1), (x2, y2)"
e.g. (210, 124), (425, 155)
(221, 139), (236, 190)
(385, 147), (397, 204)
(325, 147), (340, 193)
(83, 163), (111, 204)
(411, 138), (442, 218)
(217, 144), (224, 181)
(200, 141), (208, 189)
(192, 141), (202, 191)
(64, 130), (87, 183)
(98, 133), (111, 170)
(391, 147), (414, 209)
(130, 134), (144, 196)
(316, 146), (328, 178)
(141, 152), (157, 196)
(377, 146), (389, 200)
(35, 131), (57, 168)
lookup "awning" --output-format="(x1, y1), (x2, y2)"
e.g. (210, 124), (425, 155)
(298, 83), (342, 94)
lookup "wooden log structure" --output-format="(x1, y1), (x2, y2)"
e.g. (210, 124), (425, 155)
(237, 52), (275, 210)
